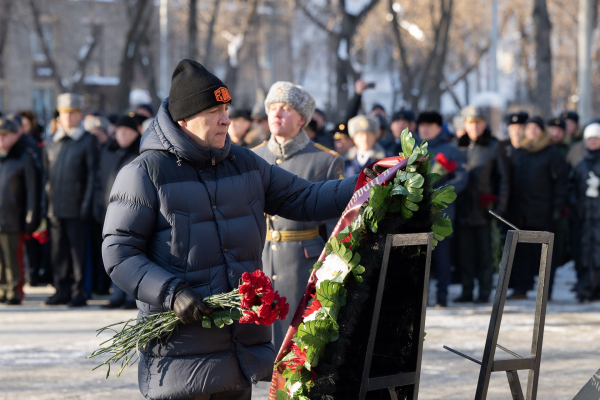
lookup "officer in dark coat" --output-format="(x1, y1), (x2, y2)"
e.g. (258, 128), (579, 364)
(43, 93), (98, 307)
(343, 115), (381, 177)
(253, 81), (345, 352)
(102, 60), (358, 400)
(455, 106), (510, 303)
(504, 111), (528, 157)
(0, 118), (42, 304)
(416, 111), (467, 307)
(507, 117), (568, 300)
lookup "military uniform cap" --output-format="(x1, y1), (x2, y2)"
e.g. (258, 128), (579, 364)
(57, 93), (84, 112)
(505, 111), (529, 125)
(463, 105), (485, 122)
(264, 81), (315, 128)
(348, 115), (380, 139)
(0, 117), (19, 135)
(391, 109), (415, 122)
(84, 116), (110, 133)
(547, 117), (566, 130)
(561, 110), (579, 123)
(333, 122), (349, 140)
(251, 103), (267, 120)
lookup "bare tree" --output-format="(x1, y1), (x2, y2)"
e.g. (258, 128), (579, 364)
(297, 0), (381, 120)
(202, 0), (221, 68)
(223, 0), (259, 95)
(533, 0), (552, 118)
(30, 0), (101, 94)
(113, 0), (154, 112)
(0, 0), (14, 78)
(188, 0), (198, 59)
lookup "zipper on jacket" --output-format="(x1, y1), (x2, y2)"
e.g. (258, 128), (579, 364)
(212, 157), (215, 166)
(176, 154), (182, 167)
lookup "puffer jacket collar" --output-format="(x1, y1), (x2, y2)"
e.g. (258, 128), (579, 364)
(141, 98), (231, 168)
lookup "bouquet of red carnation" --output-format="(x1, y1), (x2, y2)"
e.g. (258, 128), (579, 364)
(88, 270), (288, 378)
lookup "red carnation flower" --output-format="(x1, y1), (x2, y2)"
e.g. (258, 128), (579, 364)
(435, 153), (457, 173)
(287, 344), (307, 373)
(302, 296), (322, 318)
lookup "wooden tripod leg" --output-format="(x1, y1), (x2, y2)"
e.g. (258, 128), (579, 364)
(506, 370), (524, 400)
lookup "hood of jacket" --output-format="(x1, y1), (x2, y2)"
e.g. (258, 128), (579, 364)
(519, 130), (553, 153)
(141, 98), (231, 168)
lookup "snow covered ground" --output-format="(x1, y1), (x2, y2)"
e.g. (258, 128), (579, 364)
(1, 262), (598, 399)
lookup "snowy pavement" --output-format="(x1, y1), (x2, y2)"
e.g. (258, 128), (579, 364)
(1, 263), (598, 399)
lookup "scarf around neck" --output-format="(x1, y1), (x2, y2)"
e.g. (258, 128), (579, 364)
(267, 130), (310, 160)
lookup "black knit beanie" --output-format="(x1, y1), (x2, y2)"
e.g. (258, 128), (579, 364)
(168, 59), (231, 121)
(116, 115), (139, 132)
(526, 116), (545, 131)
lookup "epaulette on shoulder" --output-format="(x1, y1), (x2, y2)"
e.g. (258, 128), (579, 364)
(313, 142), (339, 157)
(251, 140), (267, 151)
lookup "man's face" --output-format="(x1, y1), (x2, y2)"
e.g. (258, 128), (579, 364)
(508, 124), (525, 147)
(116, 126), (139, 149)
(334, 137), (354, 156)
(353, 131), (377, 152)
(565, 119), (578, 137)
(0, 132), (20, 153)
(21, 117), (33, 134)
(524, 123), (542, 140)
(254, 119), (270, 136)
(391, 119), (409, 139)
(418, 122), (442, 141)
(268, 103), (305, 142)
(90, 128), (109, 145)
(548, 126), (565, 144)
(59, 110), (82, 132)
(586, 137), (600, 151)
(177, 104), (230, 150)
(229, 117), (251, 143)
(465, 120), (486, 141)
(370, 108), (386, 119)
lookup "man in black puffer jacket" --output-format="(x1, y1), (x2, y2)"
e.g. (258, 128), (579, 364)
(507, 117), (568, 300)
(0, 118), (41, 304)
(102, 60), (357, 400)
(43, 93), (98, 307)
(455, 107), (510, 303)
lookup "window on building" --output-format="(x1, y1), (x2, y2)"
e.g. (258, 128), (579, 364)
(32, 88), (54, 125)
(30, 22), (55, 62)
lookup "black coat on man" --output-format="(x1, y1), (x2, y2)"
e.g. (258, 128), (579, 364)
(0, 135), (42, 234)
(43, 126), (98, 304)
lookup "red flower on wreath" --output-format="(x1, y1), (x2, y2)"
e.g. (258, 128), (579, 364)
(287, 344), (308, 373)
(434, 153), (457, 174)
(302, 295), (322, 318)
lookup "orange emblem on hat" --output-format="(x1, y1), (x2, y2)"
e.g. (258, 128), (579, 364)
(214, 87), (231, 103)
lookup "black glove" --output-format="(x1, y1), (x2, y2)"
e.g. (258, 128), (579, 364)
(363, 164), (386, 180)
(172, 284), (212, 324)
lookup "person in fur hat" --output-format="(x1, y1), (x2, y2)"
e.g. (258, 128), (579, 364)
(252, 81), (345, 352)
(507, 116), (568, 300)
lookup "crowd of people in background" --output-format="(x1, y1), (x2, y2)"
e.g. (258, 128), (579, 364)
(0, 76), (599, 309)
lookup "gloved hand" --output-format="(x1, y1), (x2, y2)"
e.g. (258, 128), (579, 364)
(363, 164), (387, 180)
(173, 284), (212, 324)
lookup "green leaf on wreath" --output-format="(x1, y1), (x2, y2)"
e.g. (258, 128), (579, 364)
(406, 173), (424, 188)
(391, 185), (409, 196)
(296, 319), (338, 351)
(276, 390), (289, 400)
(353, 265), (365, 274)
(202, 315), (212, 329)
(400, 128), (415, 159)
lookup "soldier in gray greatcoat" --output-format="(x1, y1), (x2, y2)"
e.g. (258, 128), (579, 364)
(253, 81), (345, 351)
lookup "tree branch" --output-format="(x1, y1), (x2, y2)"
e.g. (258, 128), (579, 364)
(357, 0), (381, 22)
(29, 0), (65, 92)
(296, 0), (336, 36)
(71, 24), (102, 93)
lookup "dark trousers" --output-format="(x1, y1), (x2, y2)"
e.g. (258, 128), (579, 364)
(0, 233), (22, 301)
(510, 243), (540, 294)
(433, 235), (452, 302)
(458, 225), (493, 300)
(186, 388), (251, 400)
(50, 218), (88, 299)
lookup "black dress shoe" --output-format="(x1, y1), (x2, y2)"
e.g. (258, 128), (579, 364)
(45, 293), (70, 305)
(101, 300), (125, 309)
(6, 298), (21, 305)
(453, 295), (473, 303)
(67, 295), (88, 307)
